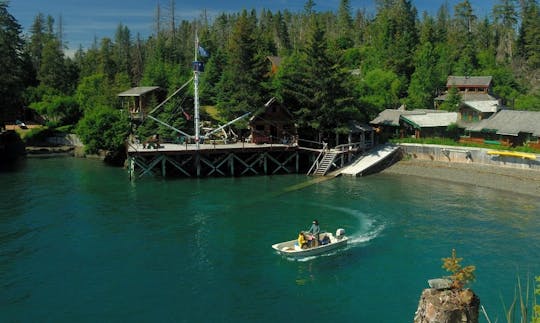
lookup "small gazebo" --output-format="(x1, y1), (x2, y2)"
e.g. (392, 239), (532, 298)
(118, 86), (162, 121)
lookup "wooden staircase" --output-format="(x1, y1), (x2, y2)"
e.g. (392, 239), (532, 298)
(312, 151), (337, 176)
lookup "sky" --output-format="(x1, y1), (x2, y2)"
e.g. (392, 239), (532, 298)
(8, 0), (497, 55)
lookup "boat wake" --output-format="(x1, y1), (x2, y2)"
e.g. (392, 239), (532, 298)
(287, 205), (386, 262)
(321, 204), (386, 246)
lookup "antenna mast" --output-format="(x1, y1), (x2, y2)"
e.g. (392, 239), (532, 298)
(193, 32), (201, 150)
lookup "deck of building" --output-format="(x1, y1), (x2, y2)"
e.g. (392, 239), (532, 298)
(127, 142), (297, 155)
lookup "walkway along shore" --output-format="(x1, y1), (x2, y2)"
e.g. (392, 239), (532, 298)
(383, 158), (540, 197)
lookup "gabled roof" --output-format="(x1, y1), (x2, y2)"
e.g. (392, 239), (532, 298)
(465, 110), (540, 136)
(463, 100), (500, 113)
(447, 76), (492, 88)
(370, 109), (445, 126)
(434, 93), (498, 102)
(401, 112), (459, 129)
(118, 86), (160, 97)
(348, 121), (373, 133)
(249, 97), (294, 122)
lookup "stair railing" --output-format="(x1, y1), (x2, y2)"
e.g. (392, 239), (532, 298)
(307, 142), (328, 175)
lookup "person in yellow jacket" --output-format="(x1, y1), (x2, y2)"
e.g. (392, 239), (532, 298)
(297, 232), (308, 249)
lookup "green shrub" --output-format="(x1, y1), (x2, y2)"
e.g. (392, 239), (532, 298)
(76, 105), (129, 154)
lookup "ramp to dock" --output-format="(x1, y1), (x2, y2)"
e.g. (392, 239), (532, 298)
(339, 144), (400, 176)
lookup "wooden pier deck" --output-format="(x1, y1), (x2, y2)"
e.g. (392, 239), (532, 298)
(126, 141), (305, 179)
(127, 142), (296, 154)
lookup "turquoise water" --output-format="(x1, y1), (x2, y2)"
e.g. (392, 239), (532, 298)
(1, 158), (539, 322)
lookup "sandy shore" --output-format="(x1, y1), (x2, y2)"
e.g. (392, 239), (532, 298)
(382, 159), (540, 197)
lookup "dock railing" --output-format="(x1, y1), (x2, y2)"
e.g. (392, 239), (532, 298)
(306, 141), (329, 175)
(333, 142), (366, 153)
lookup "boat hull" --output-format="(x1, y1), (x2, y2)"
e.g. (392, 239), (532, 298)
(272, 233), (348, 258)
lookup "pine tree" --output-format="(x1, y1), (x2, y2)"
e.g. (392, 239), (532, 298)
(407, 15), (440, 110)
(277, 17), (358, 141)
(0, 1), (26, 120)
(336, 0), (354, 49)
(38, 38), (68, 93)
(113, 24), (133, 84)
(274, 11), (291, 55)
(452, 0), (479, 74)
(493, 0), (518, 62)
(517, 0), (540, 69)
(28, 13), (46, 73)
(370, 0), (418, 88)
(216, 10), (269, 120)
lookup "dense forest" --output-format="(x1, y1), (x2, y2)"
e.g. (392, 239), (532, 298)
(1, 0), (539, 154)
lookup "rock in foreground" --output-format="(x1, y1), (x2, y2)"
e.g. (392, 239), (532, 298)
(414, 288), (480, 323)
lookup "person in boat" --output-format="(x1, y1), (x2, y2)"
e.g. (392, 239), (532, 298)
(297, 231), (308, 249)
(321, 234), (330, 245)
(307, 220), (320, 247)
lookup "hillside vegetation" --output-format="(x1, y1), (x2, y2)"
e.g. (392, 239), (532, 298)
(1, 0), (539, 153)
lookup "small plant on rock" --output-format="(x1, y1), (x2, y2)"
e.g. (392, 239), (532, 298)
(442, 249), (476, 289)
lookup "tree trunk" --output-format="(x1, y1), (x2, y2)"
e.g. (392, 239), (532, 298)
(414, 288), (480, 323)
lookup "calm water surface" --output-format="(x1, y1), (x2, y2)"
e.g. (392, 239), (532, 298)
(1, 158), (539, 322)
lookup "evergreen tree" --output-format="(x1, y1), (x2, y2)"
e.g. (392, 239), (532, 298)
(38, 38), (68, 93)
(517, 0), (540, 69)
(452, 0), (478, 74)
(216, 10), (268, 120)
(113, 24), (132, 84)
(0, 1), (26, 120)
(336, 0), (354, 49)
(435, 3), (450, 43)
(356, 68), (402, 118)
(200, 48), (226, 105)
(28, 13), (46, 73)
(493, 0), (518, 62)
(277, 17), (358, 140)
(440, 86), (461, 111)
(99, 38), (117, 81)
(131, 33), (145, 85)
(273, 11), (291, 55)
(407, 46), (438, 110)
(370, 0), (418, 88)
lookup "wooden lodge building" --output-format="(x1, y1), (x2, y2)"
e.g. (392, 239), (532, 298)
(370, 106), (458, 139)
(371, 75), (540, 149)
(435, 76), (500, 121)
(462, 110), (540, 149)
(248, 97), (297, 145)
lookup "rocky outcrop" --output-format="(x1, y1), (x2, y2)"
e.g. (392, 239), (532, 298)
(0, 130), (25, 163)
(414, 288), (480, 323)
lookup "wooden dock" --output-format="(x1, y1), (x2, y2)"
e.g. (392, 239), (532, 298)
(127, 142), (294, 154)
(126, 141), (305, 179)
(339, 144), (401, 176)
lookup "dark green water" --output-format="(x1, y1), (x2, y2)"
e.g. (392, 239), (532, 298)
(1, 158), (539, 322)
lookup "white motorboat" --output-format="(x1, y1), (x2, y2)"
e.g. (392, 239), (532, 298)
(272, 228), (348, 258)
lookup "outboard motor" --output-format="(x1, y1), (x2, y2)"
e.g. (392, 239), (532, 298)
(336, 228), (345, 239)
